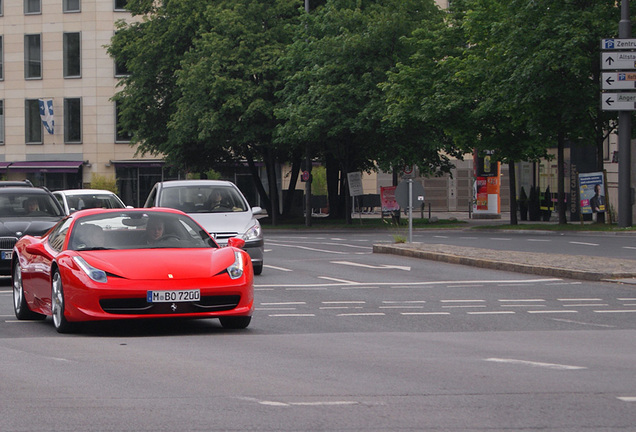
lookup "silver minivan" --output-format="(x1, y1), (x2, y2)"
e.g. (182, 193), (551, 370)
(144, 180), (264, 275)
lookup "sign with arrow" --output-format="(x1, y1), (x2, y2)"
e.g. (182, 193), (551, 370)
(602, 72), (636, 90)
(601, 92), (636, 111)
(601, 52), (636, 70)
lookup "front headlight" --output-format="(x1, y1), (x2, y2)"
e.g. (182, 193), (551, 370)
(242, 221), (261, 242)
(73, 256), (108, 283)
(227, 251), (244, 279)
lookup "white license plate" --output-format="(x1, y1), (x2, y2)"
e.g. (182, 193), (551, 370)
(1, 251), (12, 260)
(147, 289), (200, 303)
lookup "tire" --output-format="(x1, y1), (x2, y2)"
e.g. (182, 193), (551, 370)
(13, 263), (45, 320)
(253, 262), (263, 276)
(51, 270), (75, 334)
(219, 316), (251, 329)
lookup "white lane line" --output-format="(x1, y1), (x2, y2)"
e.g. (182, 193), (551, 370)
(550, 318), (616, 328)
(499, 299), (545, 302)
(441, 299), (485, 303)
(255, 278), (562, 289)
(618, 298), (636, 301)
(558, 298), (603, 302)
(622, 246), (636, 250)
(564, 304), (608, 308)
(401, 312), (450, 316)
(467, 311), (515, 315)
(382, 301), (427, 304)
(261, 302), (306, 305)
(594, 310), (636, 313)
(337, 313), (385, 317)
(265, 242), (348, 254)
(485, 358), (586, 370)
(569, 241), (599, 246)
(379, 305), (424, 309)
(322, 242), (371, 250)
(447, 284), (484, 288)
(527, 310), (578, 314)
(527, 239), (551, 242)
(331, 261), (411, 271)
(490, 237), (512, 241)
(319, 306), (363, 310)
(618, 397), (636, 402)
(432, 235), (449, 239)
(264, 264), (293, 272)
(322, 301), (365, 304)
(268, 314), (315, 317)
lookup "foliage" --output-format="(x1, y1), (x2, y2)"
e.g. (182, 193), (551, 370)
(311, 166), (328, 196)
(89, 174), (119, 194)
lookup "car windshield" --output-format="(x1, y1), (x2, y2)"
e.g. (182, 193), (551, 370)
(69, 211), (217, 251)
(0, 192), (64, 218)
(65, 193), (124, 212)
(160, 185), (248, 213)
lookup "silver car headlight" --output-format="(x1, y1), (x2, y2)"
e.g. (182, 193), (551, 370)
(242, 221), (262, 242)
(227, 251), (245, 279)
(73, 256), (108, 283)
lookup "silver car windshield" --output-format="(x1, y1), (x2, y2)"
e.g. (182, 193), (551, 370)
(160, 186), (248, 213)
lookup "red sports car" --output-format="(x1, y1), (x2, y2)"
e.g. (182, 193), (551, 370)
(12, 208), (254, 333)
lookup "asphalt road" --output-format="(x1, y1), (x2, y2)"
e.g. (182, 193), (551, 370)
(2, 230), (636, 431)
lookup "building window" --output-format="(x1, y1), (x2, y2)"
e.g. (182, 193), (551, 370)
(63, 32), (81, 78)
(64, 98), (81, 143)
(0, 100), (4, 145)
(0, 1), (3, 16)
(115, 101), (131, 142)
(25, 99), (42, 144)
(24, 0), (41, 14)
(63, 0), (80, 13)
(114, 0), (127, 11)
(24, 34), (41, 79)
(0, 36), (3, 80)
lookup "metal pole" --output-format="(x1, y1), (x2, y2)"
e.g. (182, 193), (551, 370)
(618, 0), (633, 227)
(408, 178), (413, 243)
(304, 0), (312, 227)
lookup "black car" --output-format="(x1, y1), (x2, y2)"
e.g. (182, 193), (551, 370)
(0, 186), (64, 275)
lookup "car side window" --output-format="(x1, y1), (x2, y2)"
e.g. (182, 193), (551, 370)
(48, 218), (72, 251)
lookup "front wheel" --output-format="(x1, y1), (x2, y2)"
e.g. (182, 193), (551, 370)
(253, 262), (263, 276)
(51, 270), (75, 333)
(13, 263), (45, 320)
(219, 316), (251, 329)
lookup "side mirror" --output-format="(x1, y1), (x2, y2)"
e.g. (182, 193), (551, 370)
(227, 237), (246, 249)
(25, 242), (47, 257)
(251, 206), (263, 215)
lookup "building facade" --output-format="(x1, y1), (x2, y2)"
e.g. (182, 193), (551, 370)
(0, 0), (166, 206)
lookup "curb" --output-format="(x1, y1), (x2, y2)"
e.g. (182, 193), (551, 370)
(372, 244), (636, 282)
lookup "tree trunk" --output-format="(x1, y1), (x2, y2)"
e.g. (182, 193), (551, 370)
(558, 132), (566, 224)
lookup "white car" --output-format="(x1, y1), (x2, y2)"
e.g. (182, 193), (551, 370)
(143, 180), (264, 275)
(53, 189), (128, 215)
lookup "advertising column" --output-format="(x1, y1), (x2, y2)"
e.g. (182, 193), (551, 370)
(472, 150), (501, 218)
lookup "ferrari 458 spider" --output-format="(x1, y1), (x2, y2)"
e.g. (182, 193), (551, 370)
(12, 208), (254, 333)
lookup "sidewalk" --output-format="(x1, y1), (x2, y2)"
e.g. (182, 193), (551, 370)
(371, 211), (636, 284)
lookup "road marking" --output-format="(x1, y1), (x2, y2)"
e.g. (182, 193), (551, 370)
(558, 298), (602, 301)
(618, 397), (636, 402)
(499, 299), (545, 302)
(255, 278), (562, 289)
(337, 312), (385, 316)
(467, 311), (515, 315)
(485, 358), (586, 370)
(261, 302), (306, 305)
(527, 310), (578, 314)
(564, 304), (608, 307)
(331, 261), (411, 271)
(622, 246), (636, 250)
(318, 276), (358, 284)
(268, 314), (315, 317)
(401, 312), (450, 316)
(382, 300), (427, 304)
(441, 299), (485, 303)
(443, 305), (486, 309)
(594, 309), (636, 313)
(264, 264), (293, 272)
(550, 318), (616, 328)
(380, 305), (424, 309)
(265, 242), (349, 254)
(527, 239), (551, 242)
(569, 241), (599, 246)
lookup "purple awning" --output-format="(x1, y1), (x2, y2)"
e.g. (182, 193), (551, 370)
(110, 159), (165, 168)
(8, 160), (83, 173)
(0, 162), (11, 169)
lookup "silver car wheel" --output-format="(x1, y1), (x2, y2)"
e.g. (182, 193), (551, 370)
(13, 264), (23, 314)
(52, 271), (64, 329)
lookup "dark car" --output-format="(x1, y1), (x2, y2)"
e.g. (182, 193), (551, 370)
(0, 187), (64, 275)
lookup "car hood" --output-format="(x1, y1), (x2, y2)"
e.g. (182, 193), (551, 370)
(187, 212), (257, 238)
(80, 247), (237, 280)
(0, 218), (60, 238)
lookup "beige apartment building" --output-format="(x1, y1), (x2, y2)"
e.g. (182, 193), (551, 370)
(0, 0), (166, 206)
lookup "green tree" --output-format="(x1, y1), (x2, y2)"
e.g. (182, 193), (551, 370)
(276, 0), (448, 222)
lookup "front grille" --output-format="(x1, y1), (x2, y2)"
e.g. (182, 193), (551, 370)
(0, 237), (18, 250)
(100, 295), (241, 315)
(212, 232), (239, 241)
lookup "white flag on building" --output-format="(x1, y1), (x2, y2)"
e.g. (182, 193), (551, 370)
(38, 99), (55, 135)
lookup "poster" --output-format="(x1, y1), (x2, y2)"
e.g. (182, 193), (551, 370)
(579, 172), (605, 215)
